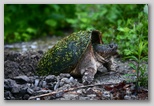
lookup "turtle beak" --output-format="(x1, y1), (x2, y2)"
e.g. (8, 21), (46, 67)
(93, 43), (118, 57)
(105, 43), (118, 54)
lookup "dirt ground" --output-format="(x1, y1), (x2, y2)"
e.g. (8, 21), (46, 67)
(4, 37), (148, 100)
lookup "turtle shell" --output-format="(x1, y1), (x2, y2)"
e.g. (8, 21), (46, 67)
(37, 30), (103, 76)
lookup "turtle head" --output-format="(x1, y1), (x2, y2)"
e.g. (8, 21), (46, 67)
(93, 43), (118, 59)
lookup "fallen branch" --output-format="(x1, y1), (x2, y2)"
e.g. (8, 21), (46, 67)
(29, 82), (116, 100)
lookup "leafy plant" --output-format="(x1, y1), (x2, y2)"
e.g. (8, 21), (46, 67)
(120, 5), (148, 88)
(4, 4), (76, 43)
(129, 40), (148, 87)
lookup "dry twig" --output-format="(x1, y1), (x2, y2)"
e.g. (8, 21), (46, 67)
(28, 82), (116, 100)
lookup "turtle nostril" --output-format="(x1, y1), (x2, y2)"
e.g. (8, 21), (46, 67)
(109, 43), (118, 49)
(109, 44), (113, 48)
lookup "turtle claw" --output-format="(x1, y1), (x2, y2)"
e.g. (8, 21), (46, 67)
(82, 68), (96, 85)
(82, 74), (93, 85)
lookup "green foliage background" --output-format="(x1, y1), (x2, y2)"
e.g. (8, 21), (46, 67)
(4, 4), (148, 58)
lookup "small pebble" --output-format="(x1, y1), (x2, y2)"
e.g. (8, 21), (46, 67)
(54, 80), (60, 90)
(11, 86), (20, 93)
(36, 98), (40, 100)
(31, 45), (37, 49)
(68, 77), (74, 83)
(59, 73), (71, 78)
(124, 95), (131, 100)
(87, 94), (96, 97)
(126, 88), (131, 95)
(13, 75), (30, 84)
(61, 78), (70, 83)
(102, 91), (111, 98)
(77, 89), (83, 94)
(45, 75), (56, 83)
(42, 81), (47, 88)
(23, 94), (30, 100)
(27, 88), (34, 95)
(34, 79), (39, 87)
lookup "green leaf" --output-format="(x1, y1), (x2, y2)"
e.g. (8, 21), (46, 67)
(26, 27), (36, 34)
(126, 55), (139, 62)
(129, 63), (137, 70)
(117, 27), (130, 32)
(138, 41), (148, 58)
(142, 56), (148, 61)
(117, 27), (125, 32)
(124, 49), (133, 56)
(45, 19), (57, 27)
(80, 18), (88, 23)
(14, 32), (21, 41)
(66, 19), (76, 24)
(22, 33), (31, 41)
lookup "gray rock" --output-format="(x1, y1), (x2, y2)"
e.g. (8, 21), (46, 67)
(61, 78), (70, 83)
(59, 73), (71, 78)
(4, 79), (17, 90)
(131, 95), (137, 100)
(54, 81), (60, 90)
(33, 86), (41, 91)
(11, 86), (20, 93)
(124, 95), (131, 100)
(63, 93), (79, 100)
(4, 79), (20, 94)
(79, 96), (90, 100)
(42, 81), (47, 88)
(13, 75), (30, 84)
(26, 83), (31, 87)
(87, 94), (97, 100)
(29, 76), (37, 83)
(36, 98), (41, 100)
(76, 89), (83, 94)
(55, 91), (64, 98)
(27, 88), (34, 95)
(125, 88), (131, 95)
(45, 75), (56, 83)
(68, 77), (75, 83)
(36, 89), (51, 94)
(54, 77), (60, 90)
(20, 87), (28, 94)
(23, 94), (30, 100)
(59, 81), (64, 87)
(86, 88), (95, 94)
(38, 80), (43, 87)
(47, 82), (55, 90)
(31, 45), (37, 49)
(102, 91), (111, 99)
(4, 91), (15, 100)
(34, 79), (39, 87)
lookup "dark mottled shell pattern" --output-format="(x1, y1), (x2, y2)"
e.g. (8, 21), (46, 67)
(37, 30), (95, 75)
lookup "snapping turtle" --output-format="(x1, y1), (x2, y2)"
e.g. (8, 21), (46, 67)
(37, 30), (118, 84)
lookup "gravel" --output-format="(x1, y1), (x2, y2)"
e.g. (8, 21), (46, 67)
(4, 36), (148, 100)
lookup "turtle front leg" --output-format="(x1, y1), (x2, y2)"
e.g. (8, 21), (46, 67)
(82, 67), (97, 85)
(104, 56), (117, 72)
